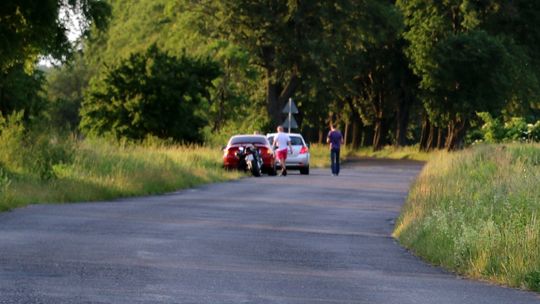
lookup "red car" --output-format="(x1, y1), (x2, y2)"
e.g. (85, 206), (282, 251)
(223, 135), (277, 175)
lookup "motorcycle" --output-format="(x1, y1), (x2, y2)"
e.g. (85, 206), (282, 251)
(236, 145), (263, 177)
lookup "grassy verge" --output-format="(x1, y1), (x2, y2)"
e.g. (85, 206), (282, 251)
(354, 145), (431, 161)
(0, 137), (240, 211)
(394, 144), (540, 291)
(309, 144), (430, 168)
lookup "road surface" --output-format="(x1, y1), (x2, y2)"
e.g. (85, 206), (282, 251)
(0, 160), (539, 303)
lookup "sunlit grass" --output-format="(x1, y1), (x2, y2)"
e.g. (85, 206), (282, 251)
(394, 144), (540, 291)
(309, 144), (430, 168)
(0, 138), (240, 211)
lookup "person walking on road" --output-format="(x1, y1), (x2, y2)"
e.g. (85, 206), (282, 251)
(327, 125), (344, 176)
(272, 126), (292, 176)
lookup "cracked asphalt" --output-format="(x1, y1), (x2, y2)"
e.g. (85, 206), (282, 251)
(0, 160), (539, 303)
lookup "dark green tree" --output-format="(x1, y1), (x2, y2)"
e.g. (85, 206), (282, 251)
(80, 45), (221, 142)
(45, 53), (92, 129)
(0, 0), (110, 72)
(205, 0), (355, 127)
(0, 65), (46, 120)
(82, 0), (264, 137)
(397, 0), (536, 150)
(0, 0), (110, 124)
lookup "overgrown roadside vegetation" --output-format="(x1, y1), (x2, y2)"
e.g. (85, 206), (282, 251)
(394, 144), (540, 291)
(0, 114), (240, 212)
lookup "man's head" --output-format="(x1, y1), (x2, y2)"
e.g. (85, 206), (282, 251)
(277, 126), (284, 132)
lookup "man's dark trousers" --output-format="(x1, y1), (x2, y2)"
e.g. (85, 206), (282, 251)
(330, 148), (340, 175)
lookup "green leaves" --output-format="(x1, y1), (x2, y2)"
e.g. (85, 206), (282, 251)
(80, 45), (221, 142)
(398, 0), (540, 149)
(0, 0), (110, 72)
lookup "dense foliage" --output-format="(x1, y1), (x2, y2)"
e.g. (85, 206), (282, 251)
(0, 0), (110, 125)
(80, 45), (220, 142)
(2, 0), (540, 148)
(397, 0), (540, 150)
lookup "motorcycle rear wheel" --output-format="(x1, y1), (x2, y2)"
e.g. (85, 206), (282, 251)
(250, 160), (262, 177)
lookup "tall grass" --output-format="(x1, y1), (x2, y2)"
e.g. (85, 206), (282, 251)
(0, 116), (240, 211)
(394, 144), (540, 291)
(356, 145), (431, 161)
(309, 144), (429, 168)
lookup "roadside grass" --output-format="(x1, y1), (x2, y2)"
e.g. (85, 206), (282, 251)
(0, 137), (240, 212)
(309, 144), (430, 167)
(354, 145), (431, 161)
(394, 144), (540, 291)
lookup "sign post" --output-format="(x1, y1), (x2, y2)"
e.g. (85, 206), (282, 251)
(282, 98), (299, 133)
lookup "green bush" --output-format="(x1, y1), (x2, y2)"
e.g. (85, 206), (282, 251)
(527, 121), (540, 142)
(504, 117), (528, 141)
(26, 130), (75, 180)
(477, 112), (540, 143)
(0, 112), (27, 171)
(0, 112), (75, 180)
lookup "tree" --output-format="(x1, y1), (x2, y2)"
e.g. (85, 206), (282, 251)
(45, 53), (92, 129)
(80, 45), (220, 142)
(333, 0), (412, 150)
(205, 0), (355, 126)
(0, 0), (110, 124)
(82, 0), (264, 137)
(0, 0), (110, 72)
(397, 0), (535, 150)
(0, 65), (46, 120)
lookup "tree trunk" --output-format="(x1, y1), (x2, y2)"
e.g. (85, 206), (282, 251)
(351, 119), (362, 149)
(344, 121), (349, 147)
(318, 122), (324, 144)
(426, 124), (436, 151)
(372, 90), (385, 151)
(395, 96), (411, 147)
(347, 98), (363, 149)
(373, 118), (384, 151)
(419, 114), (430, 151)
(266, 73), (280, 127)
(436, 127), (444, 149)
(445, 118), (467, 150)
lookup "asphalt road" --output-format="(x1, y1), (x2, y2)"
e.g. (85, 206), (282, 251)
(1, 160), (539, 304)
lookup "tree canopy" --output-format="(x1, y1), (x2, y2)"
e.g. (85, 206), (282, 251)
(3, 0), (540, 148)
(80, 45), (220, 142)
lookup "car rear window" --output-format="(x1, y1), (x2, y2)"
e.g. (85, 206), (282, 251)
(290, 137), (304, 145)
(267, 135), (304, 146)
(230, 136), (268, 145)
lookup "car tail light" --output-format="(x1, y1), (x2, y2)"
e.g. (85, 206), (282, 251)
(224, 147), (238, 157)
(259, 147), (271, 155)
(299, 146), (309, 154)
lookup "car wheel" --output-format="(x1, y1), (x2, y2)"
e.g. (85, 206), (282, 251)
(300, 166), (309, 175)
(268, 162), (277, 176)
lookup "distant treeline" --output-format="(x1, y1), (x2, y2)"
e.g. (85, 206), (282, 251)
(1, 1), (540, 150)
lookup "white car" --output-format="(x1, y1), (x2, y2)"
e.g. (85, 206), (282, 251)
(267, 132), (310, 175)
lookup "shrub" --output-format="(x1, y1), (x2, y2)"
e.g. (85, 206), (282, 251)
(0, 112), (75, 180)
(477, 112), (505, 143)
(0, 112), (27, 171)
(504, 117), (528, 141)
(477, 112), (540, 143)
